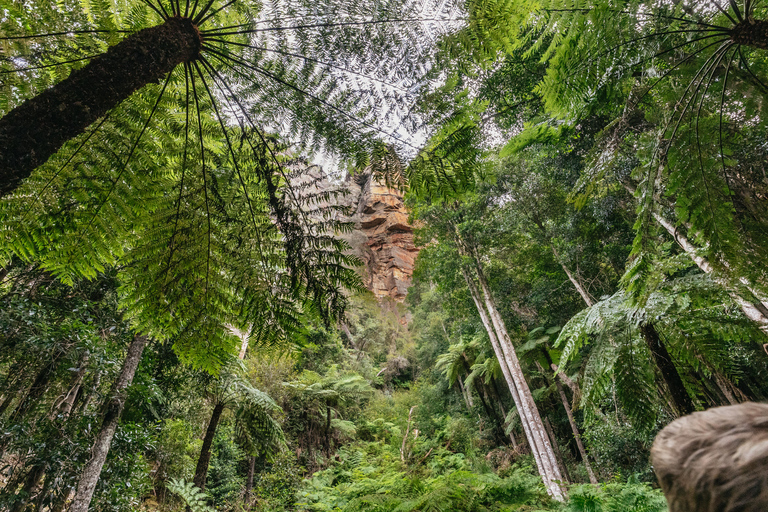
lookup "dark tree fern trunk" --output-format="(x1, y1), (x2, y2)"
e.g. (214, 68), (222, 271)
(640, 323), (696, 417)
(244, 455), (256, 504)
(0, 17), (202, 197)
(69, 335), (148, 512)
(731, 19), (768, 50)
(193, 401), (225, 491)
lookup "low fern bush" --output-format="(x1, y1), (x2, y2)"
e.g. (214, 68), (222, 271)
(565, 481), (667, 512)
(166, 479), (215, 512)
(296, 441), (551, 511)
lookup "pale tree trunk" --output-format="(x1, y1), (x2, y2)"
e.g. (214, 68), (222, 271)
(536, 361), (598, 484)
(461, 265), (566, 500)
(462, 268), (546, 476)
(652, 211), (768, 328)
(532, 217), (594, 307)
(69, 335), (148, 512)
(400, 406), (417, 463)
(624, 181), (768, 333)
(550, 245), (594, 307)
(471, 255), (566, 500)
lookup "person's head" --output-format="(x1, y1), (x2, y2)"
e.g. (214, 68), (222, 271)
(651, 402), (768, 512)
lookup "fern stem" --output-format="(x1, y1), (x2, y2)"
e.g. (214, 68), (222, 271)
(0, 17), (201, 197)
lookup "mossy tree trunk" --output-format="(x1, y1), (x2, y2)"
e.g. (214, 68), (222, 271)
(69, 335), (148, 512)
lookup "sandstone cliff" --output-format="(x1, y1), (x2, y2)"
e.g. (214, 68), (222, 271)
(291, 166), (419, 302)
(342, 172), (419, 302)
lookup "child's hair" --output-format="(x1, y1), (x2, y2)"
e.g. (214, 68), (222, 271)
(651, 402), (768, 512)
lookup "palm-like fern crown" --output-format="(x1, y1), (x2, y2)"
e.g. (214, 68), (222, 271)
(0, 0), (468, 370)
(555, 272), (762, 428)
(443, 0), (768, 297)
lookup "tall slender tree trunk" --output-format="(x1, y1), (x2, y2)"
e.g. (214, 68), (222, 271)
(532, 217), (594, 307)
(462, 268), (545, 473)
(555, 375), (597, 483)
(639, 323), (696, 417)
(460, 263), (566, 500)
(550, 244), (594, 307)
(9, 463), (47, 512)
(193, 401), (226, 491)
(536, 361), (598, 484)
(244, 455), (256, 504)
(69, 334), (148, 512)
(51, 351), (90, 419)
(543, 418), (570, 484)
(0, 17), (203, 197)
(325, 406), (332, 457)
(471, 254), (566, 499)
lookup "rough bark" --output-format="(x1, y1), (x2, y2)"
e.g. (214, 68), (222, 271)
(69, 335), (148, 512)
(193, 401), (226, 491)
(0, 17), (202, 197)
(731, 19), (768, 50)
(244, 455), (256, 504)
(10, 463), (46, 512)
(640, 323), (696, 417)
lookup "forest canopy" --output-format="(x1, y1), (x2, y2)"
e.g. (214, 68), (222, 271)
(0, 0), (767, 510)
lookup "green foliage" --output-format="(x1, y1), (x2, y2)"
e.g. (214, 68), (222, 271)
(167, 478), (216, 512)
(298, 440), (550, 512)
(208, 424), (247, 505)
(566, 481), (667, 512)
(251, 451), (303, 512)
(556, 275), (764, 428)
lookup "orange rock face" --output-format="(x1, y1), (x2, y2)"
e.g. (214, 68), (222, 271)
(341, 174), (419, 302)
(293, 167), (419, 302)
(356, 180), (418, 301)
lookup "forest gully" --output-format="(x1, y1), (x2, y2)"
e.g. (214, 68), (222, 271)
(1, 0), (768, 511)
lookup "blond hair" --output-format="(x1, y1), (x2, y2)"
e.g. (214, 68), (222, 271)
(651, 403), (768, 512)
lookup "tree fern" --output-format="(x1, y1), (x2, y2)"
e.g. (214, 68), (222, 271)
(166, 478), (215, 512)
(556, 272), (761, 427)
